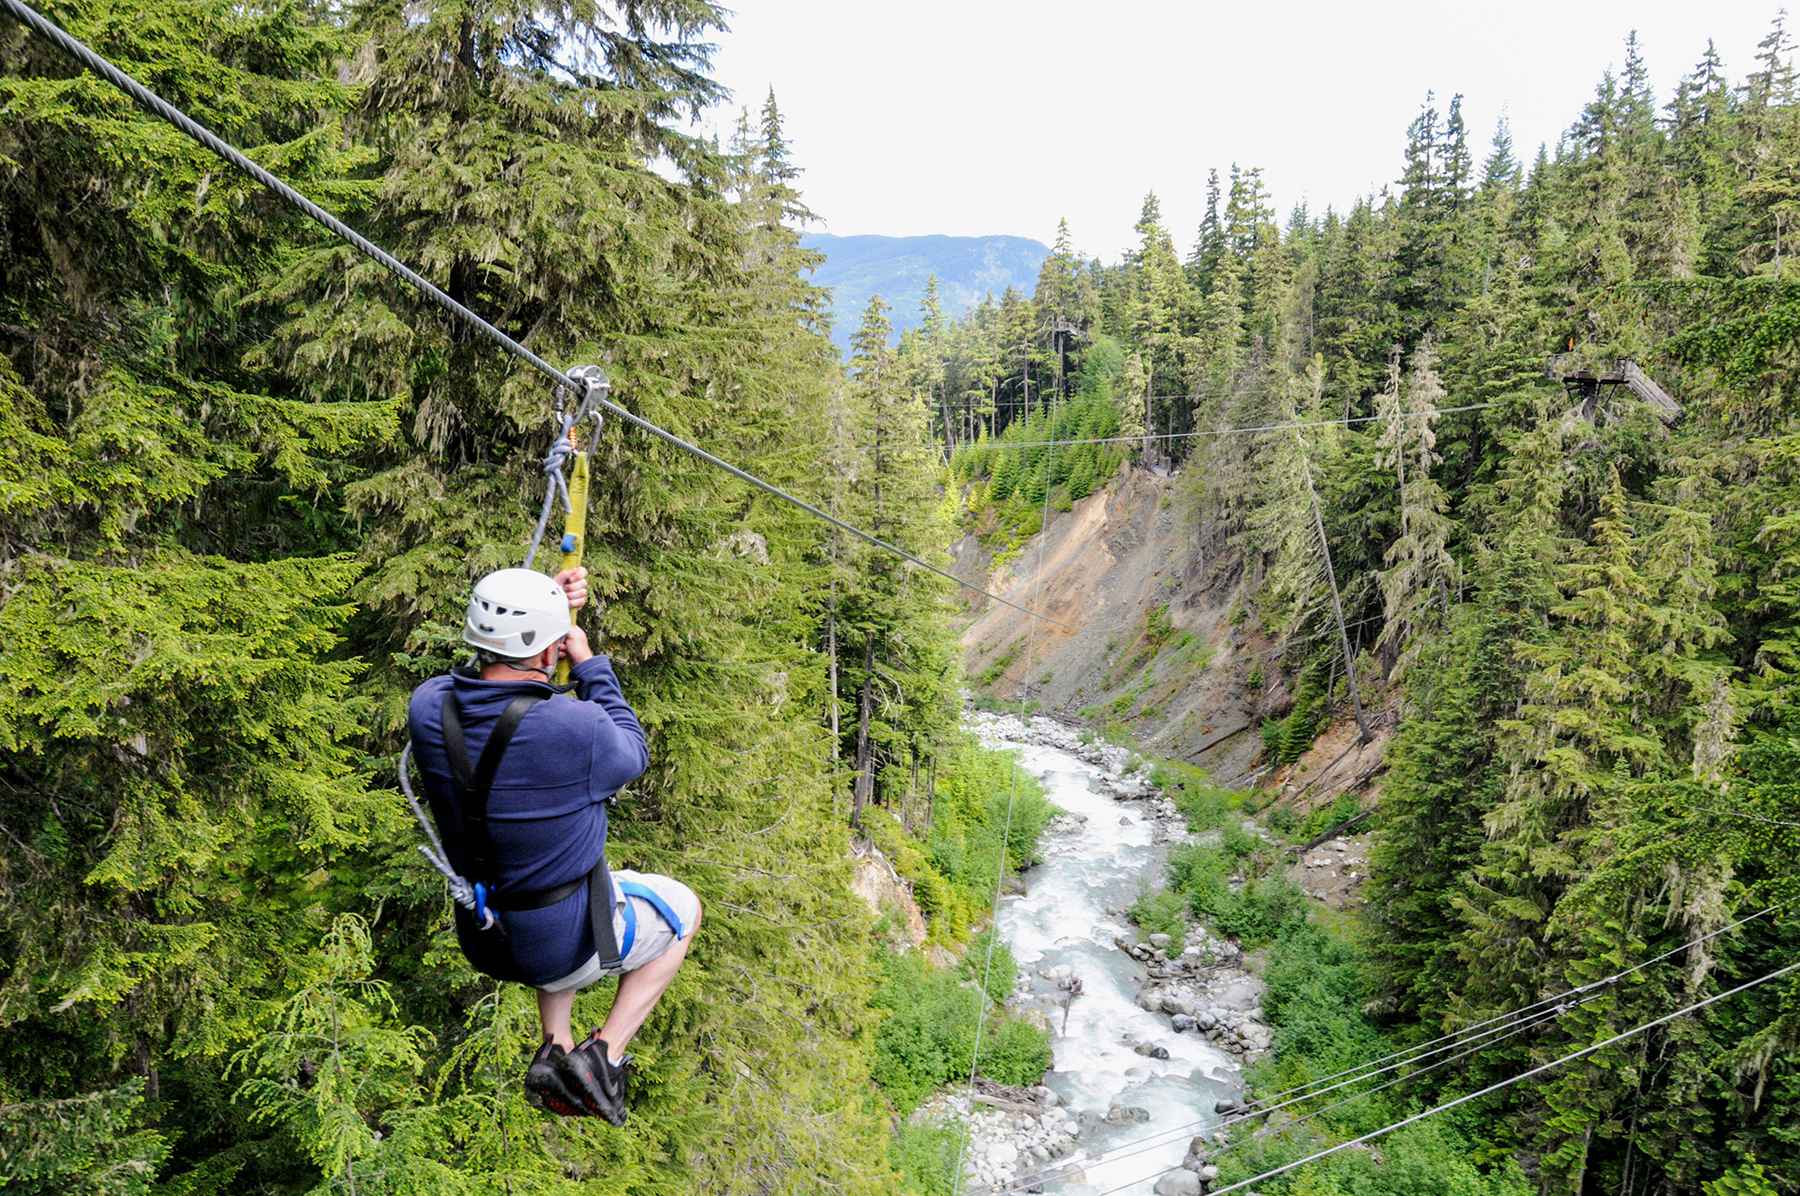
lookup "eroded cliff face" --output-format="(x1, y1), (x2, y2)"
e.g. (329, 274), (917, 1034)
(954, 464), (1287, 785)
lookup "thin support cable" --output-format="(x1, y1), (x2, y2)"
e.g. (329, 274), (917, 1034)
(1695, 805), (1800, 830)
(1109, 960), (1800, 1196)
(971, 402), (1502, 452)
(998, 999), (1576, 1195)
(990, 900), (1787, 1193)
(0, 0), (1072, 632)
(952, 448), (1060, 1196)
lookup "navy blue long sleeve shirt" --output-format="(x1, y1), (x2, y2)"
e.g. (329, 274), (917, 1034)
(407, 654), (648, 983)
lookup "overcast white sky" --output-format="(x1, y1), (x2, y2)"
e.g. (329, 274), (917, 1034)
(697, 1), (1780, 261)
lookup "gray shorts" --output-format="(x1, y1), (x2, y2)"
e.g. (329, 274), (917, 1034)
(539, 870), (699, 993)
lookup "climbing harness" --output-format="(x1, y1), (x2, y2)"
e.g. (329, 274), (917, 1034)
(397, 366), (608, 929)
(437, 688), (624, 981)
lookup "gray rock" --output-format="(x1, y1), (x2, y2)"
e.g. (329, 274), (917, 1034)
(1159, 994), (1191, 1016)
(1135, 989), (1161, 1012)
(1103, 1103), (1152, 1125)
(1171, 1013), (1198, 1033)
(1148, 932), (1173, 950)
(1213, 976), (1263, 1011)
(1032, 1085), (1060, 1108)
(1154, 1170), (1202, 1196)
(1196, 1164), (1220, 1182)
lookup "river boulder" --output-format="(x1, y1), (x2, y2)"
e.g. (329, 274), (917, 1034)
(1154, 1170), (1202, 1196)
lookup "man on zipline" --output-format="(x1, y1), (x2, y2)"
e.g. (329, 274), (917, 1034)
(407, 566), (701, 1123)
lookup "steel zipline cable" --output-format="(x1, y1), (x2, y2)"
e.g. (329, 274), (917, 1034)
(988, 900), (1786, 1194)
(1106, 959), (1800, 1196)
(0, 0), (1074, 633)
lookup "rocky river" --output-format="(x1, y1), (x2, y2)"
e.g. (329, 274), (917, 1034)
(919, 712), (1275, 1196)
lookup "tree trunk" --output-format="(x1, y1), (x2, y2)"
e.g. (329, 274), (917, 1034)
(826, 604), (839, 757)
(1022, 347), (1031, 423)
(907, 749), (921, 832)
(851, 641), (875, 829)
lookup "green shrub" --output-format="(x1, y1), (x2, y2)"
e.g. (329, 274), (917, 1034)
(979, 1018), (1052, 1087)
(959, 930), (1017, 1004)
(869, 948), (1051, 1111)
(870, 952), (980, 1112)
(1149, 761), (1242, 832)
(1169, 843), (1231, 893)
(893, 1118), (966, 1195)
(1246, 665), (1264, 689)
(1294, 793), (1361, 843)
(1128, 889), (1187, 954)
(1704, 1157), (1781, 1196)
(1219, 821), (1259, 860)
(1216, 1116), (1533, 1196)
(1211, 875), (1309, 947)
(978, 640), (1024, 687)
(1214, 918), (1533, 1196)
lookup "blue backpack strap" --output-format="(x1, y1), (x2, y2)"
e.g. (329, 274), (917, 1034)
(619, 880), (687, 940)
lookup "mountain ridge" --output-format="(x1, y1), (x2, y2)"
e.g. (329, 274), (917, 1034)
(802, 231), (1050, 350)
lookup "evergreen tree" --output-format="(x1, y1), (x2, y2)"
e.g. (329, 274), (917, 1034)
(840, 297), (957, 833)
(1377, 336), (1460, 677)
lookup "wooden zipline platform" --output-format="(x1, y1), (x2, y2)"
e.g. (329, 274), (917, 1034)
(1545, 353), (1682, 425)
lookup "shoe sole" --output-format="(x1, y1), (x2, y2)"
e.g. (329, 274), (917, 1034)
(554, 1053), (627, 1124)
(525, 1069), (589, 1118)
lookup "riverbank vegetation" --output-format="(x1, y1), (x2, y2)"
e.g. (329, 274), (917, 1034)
(861, 733), (1056, 945)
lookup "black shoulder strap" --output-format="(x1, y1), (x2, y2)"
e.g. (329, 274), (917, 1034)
(442, 688), (621, 970)
(441, 692), (544, 882)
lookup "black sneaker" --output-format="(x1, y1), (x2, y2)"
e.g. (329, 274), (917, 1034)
(556, 1034), (628, 1125)
(524, 1042), (588, 1117)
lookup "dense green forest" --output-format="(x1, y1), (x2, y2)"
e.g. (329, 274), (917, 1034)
(7, 1), (1800, 1194)
(0, 2), (1053, 1191)
(921, 15), (1800, 1195)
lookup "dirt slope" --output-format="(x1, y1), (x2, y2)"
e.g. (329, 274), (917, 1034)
(955, 465), (1285, 784)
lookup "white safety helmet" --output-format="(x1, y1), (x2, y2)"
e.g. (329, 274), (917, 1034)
(462, 568), (572, 660)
